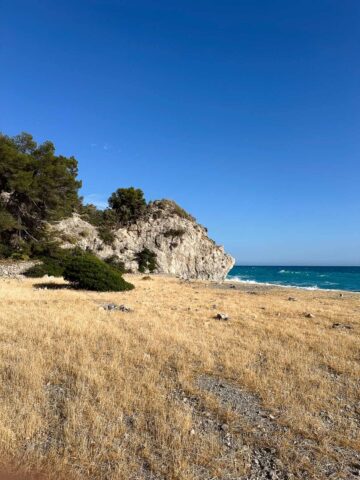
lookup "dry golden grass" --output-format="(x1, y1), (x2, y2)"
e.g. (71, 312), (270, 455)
(0, 275), (359, 479)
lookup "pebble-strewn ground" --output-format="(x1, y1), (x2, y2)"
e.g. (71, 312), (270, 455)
(0, 275), (359, 479)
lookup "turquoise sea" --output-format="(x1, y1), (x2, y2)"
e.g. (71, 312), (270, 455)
(227, 266), (360, 292)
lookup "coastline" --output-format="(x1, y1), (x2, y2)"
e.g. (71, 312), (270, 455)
(224, 277), (360, 293)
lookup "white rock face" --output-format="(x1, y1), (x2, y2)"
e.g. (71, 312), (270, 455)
(52, 200), (235, 281)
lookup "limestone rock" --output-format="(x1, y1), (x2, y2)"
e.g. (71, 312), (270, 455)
(52, 200), (235, 281)
(0, 261), (38, 277)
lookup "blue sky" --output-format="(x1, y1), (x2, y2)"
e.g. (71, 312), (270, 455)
(1, 0), (359, 265)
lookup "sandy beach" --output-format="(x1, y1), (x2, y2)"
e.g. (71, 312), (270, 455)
(0, 275), (359, 479)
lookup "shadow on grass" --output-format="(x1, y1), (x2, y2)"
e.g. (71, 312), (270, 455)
(33, 282), (72, 290)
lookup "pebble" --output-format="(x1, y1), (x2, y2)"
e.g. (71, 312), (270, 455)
(332, 322), (352, 330)
(305, 313), (314, 318)
(103, 303), (132, 312)
(215, 313), (230, 321)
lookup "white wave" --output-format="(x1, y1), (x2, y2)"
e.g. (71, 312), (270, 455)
(225, 276), (354, 292)
(278, 269), (301, 274)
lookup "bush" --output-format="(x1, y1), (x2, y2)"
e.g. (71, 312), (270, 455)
(154, 200), (195, 222)
(135, 248), (157, 273)
(98, 226), (116, 245)
(24, 246), (75, 278)
(104, 255), (126, 274)
(64, 254), (134, 291)
(25, 258), (65, 278)
(10, 252), (30, 261)
(163, 228), (186, 238)
(0, 243), (13, 258)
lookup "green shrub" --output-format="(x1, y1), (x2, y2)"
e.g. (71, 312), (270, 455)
(135, 248), (157, 273)
(0, 243), (13, 258)
(64, 254), (134, 291)
(24, 244), (83, 278)
(25, 258), (65, 278)
(155, 200), (195, 222)
(163, 228), (186, 238)
(10, 252), (30, 261)
(104, 255), (126, 274)
(25, 247), (75, 278)
(98, 226), (116, 245)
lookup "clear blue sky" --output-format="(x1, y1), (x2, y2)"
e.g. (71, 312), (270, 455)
(1, 1), (359, 265)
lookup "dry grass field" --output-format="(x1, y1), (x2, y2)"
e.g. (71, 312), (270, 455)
(0, 275), (359, 479)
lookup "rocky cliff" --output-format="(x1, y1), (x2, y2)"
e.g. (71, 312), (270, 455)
(52, 200), (234, 281)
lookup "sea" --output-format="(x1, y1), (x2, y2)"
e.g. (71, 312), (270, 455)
(227, 266), (360, 292)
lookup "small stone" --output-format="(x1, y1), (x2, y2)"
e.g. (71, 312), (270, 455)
(215, 313), (229, 321)
(189, 428), (195, 436)
(220, 423), (229, 432)
(229, 284), (236, 289)
(118, 304), (131, 312)
(305, 313), (314, 318)
(288, 296), (297, 301)
(339, 293), (344, 297)
(332, 322), (352, 330)
(104, 303), (117, 311)
(103, 303), (131, 312)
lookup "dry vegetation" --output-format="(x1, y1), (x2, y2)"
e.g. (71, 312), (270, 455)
(0, 276), (359, 479)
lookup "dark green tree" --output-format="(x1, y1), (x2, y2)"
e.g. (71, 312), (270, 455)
(0, 132), (82, 254)
(108, 187), (146, 225)
(135, 248), (157, 273)
(64, 253), (134, 291)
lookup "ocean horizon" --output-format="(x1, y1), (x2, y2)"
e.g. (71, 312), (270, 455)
(227, 265), (360, 292)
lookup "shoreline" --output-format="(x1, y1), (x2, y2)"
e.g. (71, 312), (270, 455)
(224, 277), (360, 293)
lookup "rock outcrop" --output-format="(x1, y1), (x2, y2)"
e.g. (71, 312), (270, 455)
(52, 200), (234, 281)
(0, 261), (38, 277)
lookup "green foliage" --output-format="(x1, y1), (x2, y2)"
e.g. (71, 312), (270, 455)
(79, 204), (106, 227)
(0, 206), (18, 232)
(0, 132), (82, 253)
(163, 228), (186, 238)
(24, 245), (75, 278)
(80, 204), (117, 246)
(155, 200), (195, 222)
(104, 255), (126, 274)
(98, 226), (116, 245)
(108, 187), (146, 225)
(135, 248), (157, 273)
(0, 242), (13, 258)
(64, 254), (134, 291)
(24, 258), (65, 278)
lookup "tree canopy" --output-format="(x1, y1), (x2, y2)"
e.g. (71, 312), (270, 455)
(0, 132), (81, 253)
(108, 187), (147, 225)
